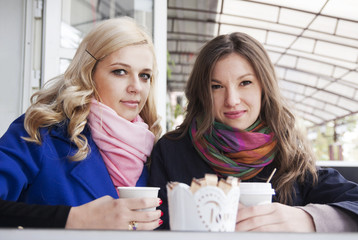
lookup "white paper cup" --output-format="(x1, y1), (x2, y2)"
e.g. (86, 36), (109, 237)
(239, 182), (275, 206)
(117, 187), (160, 211)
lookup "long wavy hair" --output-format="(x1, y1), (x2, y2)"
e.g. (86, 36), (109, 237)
(170, 32), (317, 204)
(24, 17), (161, 161)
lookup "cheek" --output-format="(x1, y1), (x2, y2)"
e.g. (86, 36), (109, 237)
(213, 93), (224, 106)
(140, 83), (151, 105)
(248, 92), (262, 113)
(212, 95), (223, 117)
(143, 82), (151, 98)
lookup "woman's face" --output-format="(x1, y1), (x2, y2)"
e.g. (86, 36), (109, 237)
(93, 44), (153, 121)
(211, 53), (262, 130)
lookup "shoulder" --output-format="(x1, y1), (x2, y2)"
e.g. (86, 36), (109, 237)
(151, 130), (200, 166)
(299, 167), (354, 187)
(5, 114), (26, 131)
(303, 167), (358, 200)
(47, 119), (91, 141)
(316, 167), (351, 183)
(153, 131), (191, 150)
(0, 114), (28, 141)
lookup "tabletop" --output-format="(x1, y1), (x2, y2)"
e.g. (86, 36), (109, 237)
(1, 229), (357, 240)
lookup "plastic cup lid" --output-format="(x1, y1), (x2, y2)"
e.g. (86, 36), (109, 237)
(240, 182), (275, 195)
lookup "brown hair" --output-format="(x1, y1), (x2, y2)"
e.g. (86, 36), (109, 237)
(170, 32), (317, 204)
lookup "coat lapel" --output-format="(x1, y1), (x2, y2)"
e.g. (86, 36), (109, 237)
(49, 123), (118, 199)
(70, 140), (118, 199)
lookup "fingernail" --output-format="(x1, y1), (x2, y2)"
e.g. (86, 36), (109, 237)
(160, 211), (163, 217)
(159, 219), (163, 225)
(159, 199), (162, 205)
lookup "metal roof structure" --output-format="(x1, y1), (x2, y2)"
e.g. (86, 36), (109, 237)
(167, 0), (358, 128)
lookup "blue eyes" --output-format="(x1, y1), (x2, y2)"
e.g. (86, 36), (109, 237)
(140, 73), (151, 80)
(112, 69), (151, 81)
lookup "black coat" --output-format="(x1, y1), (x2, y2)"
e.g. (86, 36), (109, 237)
(148, 132), (358, 230)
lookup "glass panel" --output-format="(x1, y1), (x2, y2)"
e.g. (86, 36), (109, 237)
(254, 0), (327, 12)
(296, 58), (334, 76)
(322, 0), (358, 21)
(312, 91), (339, 105)
(219, 25), (267, 42)
(338, 98), (358, 109)
(291, 37), (315, 52)
(336, 20), (358, 39)
(315, 41), (358, 62)
(313, 109), (336, 119)
(309, 16), (337, 34)
(325, 104), (350, 116)
(326, 83), (355, 98)
(267, 31), (296, 48)
(277, 55), (297, 68)
(285, 69), (318, 86)
(302, 98), (325, 109)
(316, 78), (331, 88)
(279, 9), (314, 28)
(223, 0), (279, 22)
(59, 0), (153, 73)
(295, 103), (314, 113)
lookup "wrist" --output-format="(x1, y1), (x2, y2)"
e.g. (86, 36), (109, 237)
(65, 206), (81, 229)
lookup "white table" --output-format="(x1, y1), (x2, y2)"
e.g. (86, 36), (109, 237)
(1, 229), (357, 240)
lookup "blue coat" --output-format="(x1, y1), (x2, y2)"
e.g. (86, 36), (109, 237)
(0, 115), (147, 206)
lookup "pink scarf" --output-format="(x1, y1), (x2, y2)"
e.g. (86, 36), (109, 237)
(88, 99), (155, 189)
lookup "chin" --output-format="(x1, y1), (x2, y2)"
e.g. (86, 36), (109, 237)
(228, 123), (246, 131)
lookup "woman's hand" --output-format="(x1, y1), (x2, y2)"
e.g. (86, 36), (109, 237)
(65, 195), (162, 230)
(236, 202), (315, 232)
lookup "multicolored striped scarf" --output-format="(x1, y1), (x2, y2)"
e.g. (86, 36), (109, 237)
(189, 118), (277, 180)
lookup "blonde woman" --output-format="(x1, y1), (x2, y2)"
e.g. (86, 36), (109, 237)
(0, 17), (162, 230)
(149, 32), (358, 232)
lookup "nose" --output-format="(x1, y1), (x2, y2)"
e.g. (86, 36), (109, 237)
(127, 75), (142, 94)
(225, 87), (240, 107)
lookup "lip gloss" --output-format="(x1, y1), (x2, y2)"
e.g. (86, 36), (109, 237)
(224, 110), (245, 119)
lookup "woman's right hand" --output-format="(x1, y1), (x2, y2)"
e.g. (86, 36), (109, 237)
(65, 195), (162, 230)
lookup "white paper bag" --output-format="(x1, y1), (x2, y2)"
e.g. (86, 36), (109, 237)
(167, 183), (240, 232)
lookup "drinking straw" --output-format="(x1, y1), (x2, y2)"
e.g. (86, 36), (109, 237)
(266, 168), (277, 183)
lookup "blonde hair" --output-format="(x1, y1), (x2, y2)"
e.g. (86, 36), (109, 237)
(171, 32), (317, 204)
(24, 17), (161, 161)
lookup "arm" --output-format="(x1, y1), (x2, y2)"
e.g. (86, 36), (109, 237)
(235, 168), (358, 232)
(300, 204), (358, 232)
(304, 168), (358, 216)
(0, 115), (42, 201)
(235, 202), (358, 232)
(148, 140), (171, 229)
(1, 196), (162, 230)
(0, 199), (70, 228)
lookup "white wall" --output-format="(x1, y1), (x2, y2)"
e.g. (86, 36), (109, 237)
(154, 0), (167, 133)
(0, 0), (25, 136)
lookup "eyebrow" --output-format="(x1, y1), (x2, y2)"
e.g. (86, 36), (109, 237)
(211, 73), (254, 83)
(110, 62), (152, 72)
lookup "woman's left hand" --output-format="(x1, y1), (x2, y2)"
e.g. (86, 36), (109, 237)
(235, 202), (315, 232)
